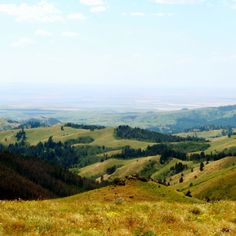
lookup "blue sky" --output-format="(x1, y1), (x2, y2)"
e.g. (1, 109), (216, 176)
(0, 0), (236, 108)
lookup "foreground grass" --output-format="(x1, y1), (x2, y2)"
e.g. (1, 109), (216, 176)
(0, 181), (235, 236)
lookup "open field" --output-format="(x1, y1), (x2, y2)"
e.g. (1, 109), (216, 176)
(0, 180), (235, 236)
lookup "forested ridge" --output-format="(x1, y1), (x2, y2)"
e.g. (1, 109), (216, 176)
(115, 125), (204, 143)
(0, 152), (103, 200)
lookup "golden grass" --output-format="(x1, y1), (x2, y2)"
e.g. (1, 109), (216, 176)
(0, 181), (235, 236)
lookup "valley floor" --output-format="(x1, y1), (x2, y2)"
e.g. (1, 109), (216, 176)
(0, 181), (235, 236)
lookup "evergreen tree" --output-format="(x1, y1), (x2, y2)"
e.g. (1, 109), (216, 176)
(200, 162), (204, 171)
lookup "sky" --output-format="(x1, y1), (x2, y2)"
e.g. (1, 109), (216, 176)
(0, 0), (236, 109)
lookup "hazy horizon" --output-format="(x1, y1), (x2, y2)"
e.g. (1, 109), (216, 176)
(0, 83), (236, 111)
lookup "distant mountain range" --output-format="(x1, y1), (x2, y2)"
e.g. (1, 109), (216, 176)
(1, 104), (236, 133)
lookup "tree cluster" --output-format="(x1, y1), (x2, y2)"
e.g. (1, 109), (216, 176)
(170, 162), (188, 174)
(113, 144), (187, 164)
(65, 123), (105, 131)
(7, 137), (109, 168)
(115, 125), (205, 143)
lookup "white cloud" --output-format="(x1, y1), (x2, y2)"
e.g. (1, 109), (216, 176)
(35, 29), (52, 37)
(153, 0), (203, 4)
(80, 0), (107, 13)
(10, 37), (34, 48)
(62, 31), (80, 38)
(0, 1), (63, 23)
(67, 13), (87, 21)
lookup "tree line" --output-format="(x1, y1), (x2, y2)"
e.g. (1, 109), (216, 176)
(112, 144), (236, 165)
(7, 135), (109, 168)
(65, 123), (105, 131)
(115, 125), (205, 143)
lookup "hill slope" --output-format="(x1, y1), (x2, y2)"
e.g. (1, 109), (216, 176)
(0, 180), (236, 235)
(0, 126), (153, 149)
(0, 152), (90, 200)
(170, 157), (236, 200)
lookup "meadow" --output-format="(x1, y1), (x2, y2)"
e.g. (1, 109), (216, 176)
(0, 180), (235, 236)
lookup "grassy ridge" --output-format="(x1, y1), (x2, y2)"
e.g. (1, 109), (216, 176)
(206, 135), (236, 153)
(78, 155), (160, 180)
(170, 157), (236, 200)
(0, 126), (153, 149)
(0, 180), (235, 235)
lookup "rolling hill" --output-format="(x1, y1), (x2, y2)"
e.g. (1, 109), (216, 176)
(2, 104), (236, 133)
(0, 121), (235, 235)
(77, 155), (161, 181)
(0, 124), (235, 203)
(0, 125), (153, 149)
(169, 156), (236, 200)
(0, 180), (235, 235)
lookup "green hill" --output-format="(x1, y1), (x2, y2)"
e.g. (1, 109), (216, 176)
(0, 125), (153, 149)
(0, 124), (235, 203)
(169, 157), (236, 200)
(78, 155), (161, 180)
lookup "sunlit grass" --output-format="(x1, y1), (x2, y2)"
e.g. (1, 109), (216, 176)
(0, 181), (235, 235)
(0, 125), (153, 149)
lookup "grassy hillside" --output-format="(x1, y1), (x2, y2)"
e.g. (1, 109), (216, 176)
(177, 128), (236, 154)
(0, 180), (236, 235)
(150, 158), (191, 180)
(0, 126), (153, 149)
(78, 155), (160, 180)
(205, 135), (236, 153)
(177, 129), (224, 140)
(170, 157), (236, 200)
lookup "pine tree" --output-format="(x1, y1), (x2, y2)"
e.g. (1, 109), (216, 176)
(200, 162), (204, 171)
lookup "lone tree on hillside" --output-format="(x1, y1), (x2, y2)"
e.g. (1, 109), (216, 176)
(200, 162), (204, 171)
